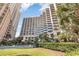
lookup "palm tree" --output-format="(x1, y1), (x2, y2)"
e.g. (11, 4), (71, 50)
(38, 32), (50, 42)
(56, 3), (79, 42)
(57, 4), (79, 31)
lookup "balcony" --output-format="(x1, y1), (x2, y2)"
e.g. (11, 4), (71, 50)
(53, 20), (58, 22)
(53, 22), (58, 24)
(54, 28), (59, 30)
(54, 25), (59, 27)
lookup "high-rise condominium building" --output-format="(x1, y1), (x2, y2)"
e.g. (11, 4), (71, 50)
(20, 16), (42, 40)
(40, 4), (60, 35)
(0, 3), (21, 40)
(20, 4), (60, 40)
(49, 4), (60, 35)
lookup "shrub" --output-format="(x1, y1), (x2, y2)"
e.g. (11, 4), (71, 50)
(65, 48), (79, 56)
(38, 42), (79, 52)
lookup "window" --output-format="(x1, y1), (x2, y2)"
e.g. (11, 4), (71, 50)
(32, 32), (34, 35)
(47, 23), (51, 24)
(2, 12), (5, 16)
(0, 16), (3, 24)
(23, 33), (25, 35)
(48, 27), (52, 29)
(48, 30), (52, 32)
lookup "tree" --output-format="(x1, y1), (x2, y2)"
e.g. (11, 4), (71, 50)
(0, 39), (7, 45)
(58, 33), (68, 42)
(34, 37), (40, 47)
(38, 32), (50, 42)
(56, 4), (79, 33)
(56, 3), (79, 42)
(43, 32), (50, 42)
(58, 32), (79, 42)
(50, 33), (55, 41)
(15, 37), (23, 45)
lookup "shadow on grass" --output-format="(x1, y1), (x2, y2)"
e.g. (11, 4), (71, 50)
(16, 54), (31, 56)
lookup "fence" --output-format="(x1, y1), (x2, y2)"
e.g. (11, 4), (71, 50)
(0, 45), (35, 49)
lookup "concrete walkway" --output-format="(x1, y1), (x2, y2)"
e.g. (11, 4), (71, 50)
(33, 48), (65, 56)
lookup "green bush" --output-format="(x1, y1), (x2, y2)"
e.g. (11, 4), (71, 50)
(65, 48), (79, 56)
(38, 42), (79, 52)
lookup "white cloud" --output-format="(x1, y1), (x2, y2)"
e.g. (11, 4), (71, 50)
(20, 3), (34, 13)
(20, 3), (50, 14)
(39, 3), (50, 12)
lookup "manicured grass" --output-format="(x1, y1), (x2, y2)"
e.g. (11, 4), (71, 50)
(0, 48), (64, 56)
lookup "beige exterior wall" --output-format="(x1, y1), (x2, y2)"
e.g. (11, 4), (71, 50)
(9, 4), (21, 39)
(0, 4), (10, 40)
(0, 3), (21, 40)
(49, 4), (60, 35)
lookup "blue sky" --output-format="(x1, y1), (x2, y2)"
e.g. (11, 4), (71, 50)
(15, 3), (49, 37)
(22, 3), (41, 16)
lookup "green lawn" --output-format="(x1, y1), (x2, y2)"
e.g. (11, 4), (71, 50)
(0, 48), (64, 56)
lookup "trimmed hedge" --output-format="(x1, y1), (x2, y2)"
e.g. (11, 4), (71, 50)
(38, 42), (79, 52)
(65, 48), (79, 56)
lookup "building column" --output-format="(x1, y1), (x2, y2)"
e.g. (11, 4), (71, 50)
(23, 36), (26, 40)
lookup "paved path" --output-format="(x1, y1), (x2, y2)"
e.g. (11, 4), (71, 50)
(30, 48), (65, 56)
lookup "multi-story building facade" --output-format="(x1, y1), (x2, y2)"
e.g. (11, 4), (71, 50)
(40, 4), (60, 35)
(49, 4), (60, 35)
(20, 4), (60, 40)
(20, 16), (41, 40)
(4, 4), (21, 40)
(0, 3), (21, 40)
